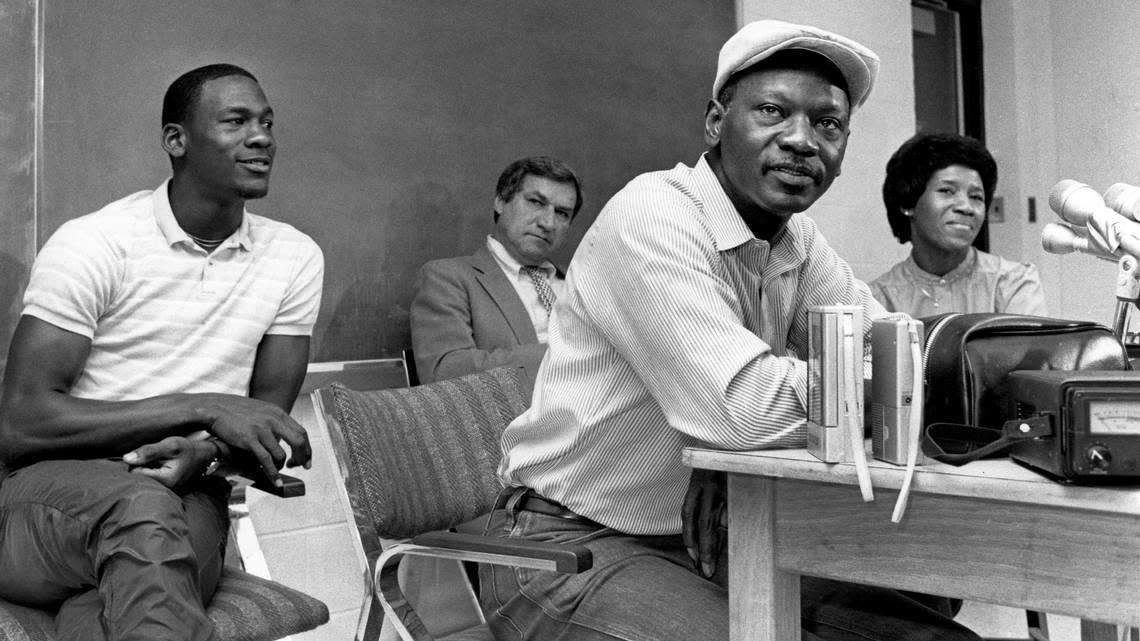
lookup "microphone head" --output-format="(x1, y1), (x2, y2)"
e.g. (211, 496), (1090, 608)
(1041, 222), (1081, 255)
(1103, 182), (1140, 221)
(1066, 222), (1090, 238)
(1041, 221), (1120, 262)
(1048, 179), (1105, 225)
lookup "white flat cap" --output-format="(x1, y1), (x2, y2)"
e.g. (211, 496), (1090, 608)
(713, 19), (880, 111)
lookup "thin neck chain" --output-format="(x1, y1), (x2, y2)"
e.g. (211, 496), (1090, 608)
(186, 231), (225, 251)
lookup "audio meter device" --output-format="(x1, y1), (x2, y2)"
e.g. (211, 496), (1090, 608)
(1007, 370), (1140, 481)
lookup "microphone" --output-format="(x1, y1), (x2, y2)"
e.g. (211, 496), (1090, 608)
(1041, 222), (1119, 262)
(1103, 182), (1140, 221)
(1048, 179), (1107, 226)
(1048, 179), (1140, 257)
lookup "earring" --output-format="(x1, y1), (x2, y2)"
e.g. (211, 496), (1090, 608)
(903, 210), (913, 217)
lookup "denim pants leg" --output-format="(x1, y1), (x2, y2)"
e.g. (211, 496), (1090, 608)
(479, 490), (982, 641)
(0, 459), (230, 641)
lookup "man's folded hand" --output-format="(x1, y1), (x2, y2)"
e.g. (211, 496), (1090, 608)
(680, 468), (727, 579)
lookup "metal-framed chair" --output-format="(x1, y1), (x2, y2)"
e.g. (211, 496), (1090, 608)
(400, 347), (419, 387)
(313, 366), (591, 641)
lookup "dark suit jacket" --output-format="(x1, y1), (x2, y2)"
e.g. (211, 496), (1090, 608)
(410, 244), (551, 393)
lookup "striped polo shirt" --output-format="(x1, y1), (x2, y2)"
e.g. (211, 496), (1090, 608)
(22, 179), (324, 401)
(499, 154), (885, 535)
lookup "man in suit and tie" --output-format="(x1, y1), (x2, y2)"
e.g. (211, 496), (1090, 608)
(410, 156), (582, 393)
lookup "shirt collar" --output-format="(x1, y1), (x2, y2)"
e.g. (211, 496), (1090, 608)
(152, 178), (253, 252)
(486, 235), (556, 276)
(903, 247), (978, 284)
(690, 153), (806, 261)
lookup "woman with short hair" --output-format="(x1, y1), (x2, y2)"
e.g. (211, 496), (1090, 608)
(870, 132), (1047, 317)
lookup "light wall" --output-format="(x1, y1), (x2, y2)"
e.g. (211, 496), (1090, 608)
(1021, 0), (1140, 325)
(740, 0), (1140, 328)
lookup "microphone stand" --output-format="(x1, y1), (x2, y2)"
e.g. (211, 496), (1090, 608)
(1112, 254), (1140, 339)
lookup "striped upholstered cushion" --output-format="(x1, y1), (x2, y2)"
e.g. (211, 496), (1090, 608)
(207, 567), (329, 641)
(0, 599), (53, 641)
(0, 567), (328, 641)
(328, 366), (529, 539)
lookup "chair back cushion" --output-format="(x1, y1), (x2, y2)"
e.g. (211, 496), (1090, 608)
(324, 366), (529, 539)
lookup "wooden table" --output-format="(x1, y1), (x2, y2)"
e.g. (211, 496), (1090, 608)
(682, 446), (1140, 641)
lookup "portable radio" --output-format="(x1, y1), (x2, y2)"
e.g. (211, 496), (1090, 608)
(871, 317), (924, 465)
(1007, 369), (1140, 480)
(806, 305), (863, 464)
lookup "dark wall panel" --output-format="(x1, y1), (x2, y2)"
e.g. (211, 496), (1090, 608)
(41, 1), (733, 360)
(0, 0), (37, 375)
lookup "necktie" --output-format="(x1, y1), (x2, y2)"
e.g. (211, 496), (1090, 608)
(523, 266), (556, 314)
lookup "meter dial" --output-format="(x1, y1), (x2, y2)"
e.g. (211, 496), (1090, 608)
(1087, 398), (1140, 435)
(1085, 445), (1112, 471)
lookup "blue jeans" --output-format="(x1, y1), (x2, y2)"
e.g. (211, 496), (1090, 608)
(479, 488), (982, 641)
(0, 459), (230, 641)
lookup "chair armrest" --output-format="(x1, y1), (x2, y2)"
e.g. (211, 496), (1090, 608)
(248, 471), (306, 498)
(240, 470), (306, 498)
(374, 534), (592, 641)
(210, 443), (306, 498)
(412, 530), (593, 574)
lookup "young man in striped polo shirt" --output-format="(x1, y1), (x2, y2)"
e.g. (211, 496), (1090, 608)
(482, 20), (982, 641)
(0, 64), (323, 641)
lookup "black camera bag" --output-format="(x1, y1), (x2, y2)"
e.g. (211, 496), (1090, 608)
(919, 312), (1129, 462)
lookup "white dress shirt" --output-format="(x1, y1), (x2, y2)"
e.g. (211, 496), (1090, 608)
(486, 235), (564, 344)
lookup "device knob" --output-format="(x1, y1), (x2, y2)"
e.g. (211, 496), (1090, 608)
(1085, 445), (1113, 471)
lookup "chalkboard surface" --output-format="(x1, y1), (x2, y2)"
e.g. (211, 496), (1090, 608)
(40, 1), (732, 360)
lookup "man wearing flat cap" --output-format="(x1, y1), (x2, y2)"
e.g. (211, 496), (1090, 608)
(481, 20), (982, 641)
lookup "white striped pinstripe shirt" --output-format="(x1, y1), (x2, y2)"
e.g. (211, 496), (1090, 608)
(499, 155), (885, 534)
(22, 180), (324, 401)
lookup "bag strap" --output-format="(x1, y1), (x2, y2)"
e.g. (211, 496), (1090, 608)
(923, 416), (1053, 466)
